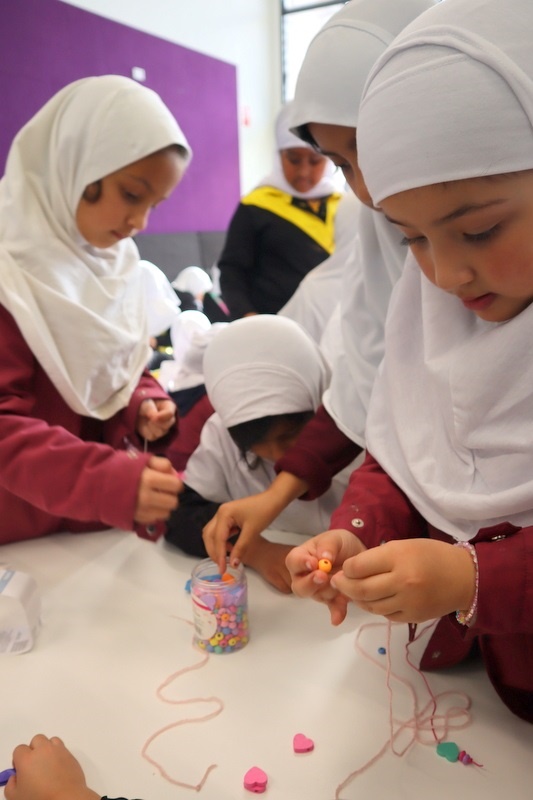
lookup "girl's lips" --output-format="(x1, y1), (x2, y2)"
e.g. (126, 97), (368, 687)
(461, 292), (496, 311)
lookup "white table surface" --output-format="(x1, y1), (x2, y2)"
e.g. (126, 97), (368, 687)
(1, 528), (531, 800)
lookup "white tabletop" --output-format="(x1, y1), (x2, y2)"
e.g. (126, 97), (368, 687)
(0, 529), (531, 800)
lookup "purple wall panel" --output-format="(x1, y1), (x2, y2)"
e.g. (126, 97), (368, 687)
(1, 0), (240, 233)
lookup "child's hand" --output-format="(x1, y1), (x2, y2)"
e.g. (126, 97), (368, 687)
(331, 538), (477, 623)
(243, 537), (294, 593)
(285, 529), (367, 625)
(6, 734), (99, 800)
(135, 455), (183, 524)
(137, 398), (176, 441)
(202, 492), (282, 575)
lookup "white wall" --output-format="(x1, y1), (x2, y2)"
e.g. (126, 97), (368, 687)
(61, 0), (282, 193)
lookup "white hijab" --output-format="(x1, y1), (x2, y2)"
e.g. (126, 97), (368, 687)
(171, 266), (213, 298)
(289, 0), (438, 445)
(139, 260), (181, 338)
(278, 192), (360, 346)
(158, 311), (226, 393)
(255, 101), (337, 200)
(357, 0), (533, 540)
(0, 75), (191, 419)
(184, 316), (351, 534)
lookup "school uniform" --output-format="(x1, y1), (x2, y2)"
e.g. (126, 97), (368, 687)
(165, 315), (355, 554)
(0, 75), (191, 543)
(349, 0), (533, 719)
(271, 0), (437, 497)
(330, 452), (533, 723)
(0, 306), (173, 543)
(218, 102), (342, 319)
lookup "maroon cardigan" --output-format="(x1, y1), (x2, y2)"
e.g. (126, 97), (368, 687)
(0, 305), (178, 543)
(275, 404), (361, 499)
(330, 451), (533, 723)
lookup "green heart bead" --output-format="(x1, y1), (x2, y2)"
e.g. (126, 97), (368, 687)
(437, 742), (460, 762)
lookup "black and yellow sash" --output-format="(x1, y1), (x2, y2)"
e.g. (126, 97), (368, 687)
(242, 187), (342, 255)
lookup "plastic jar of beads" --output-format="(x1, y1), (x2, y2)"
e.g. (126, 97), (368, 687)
(191, 559), (249, 654)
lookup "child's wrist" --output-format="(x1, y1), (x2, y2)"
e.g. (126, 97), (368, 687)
(454, 541), (479, 625)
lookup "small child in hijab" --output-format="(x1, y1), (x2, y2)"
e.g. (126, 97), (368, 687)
(172, 265), (230, 324)
(165, 315), (357, 593)
(288, 0), (533, 723)
(0, 75), (191, 544)
(217, 102), (342, 319)
(138, 259), (181, 369)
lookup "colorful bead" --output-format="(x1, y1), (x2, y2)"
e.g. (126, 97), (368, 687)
(318, 558), (332, 573)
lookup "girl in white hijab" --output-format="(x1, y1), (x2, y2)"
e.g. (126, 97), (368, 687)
(203, 0), (438, 574)
(0, 75), (192, 544)
(165, 315), (356, 593)
(217, 101), (342, 319)
(288, 0), (533, 722)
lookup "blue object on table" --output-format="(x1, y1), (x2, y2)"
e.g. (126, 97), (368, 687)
(0, 768), (15, 786)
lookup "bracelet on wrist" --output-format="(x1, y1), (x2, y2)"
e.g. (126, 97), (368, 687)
(454, 541), (479, 626)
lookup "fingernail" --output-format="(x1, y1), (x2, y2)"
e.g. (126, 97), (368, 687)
(305, 561), (313, 571)
(321, 551), (333, 560)
(330, 577), (337, 590)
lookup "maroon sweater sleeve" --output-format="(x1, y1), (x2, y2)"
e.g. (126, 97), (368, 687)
(165, 394), (215, 472)
(274, 404), (361, 500)
(102, 370), (179, 452)
(0, 306), (153, 533)
(334, 452), (533, 639)
(472, 524), (533, 636)
(329, 451), (427, 544)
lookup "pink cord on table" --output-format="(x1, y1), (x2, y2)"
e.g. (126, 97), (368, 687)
(334, 621), (473, 800)
(141, 621), (224, 791)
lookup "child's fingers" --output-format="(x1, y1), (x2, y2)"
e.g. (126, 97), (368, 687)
(139, 398), (158, 419)
(147, 455), (175, 474)
(226, 523), (257, 568)
(285, 542), (326, 578)
(203, 513), (236, 573)
(342, 545), (394, 580)
(327, 594), (350, 626)
(331, 569), (396, 608)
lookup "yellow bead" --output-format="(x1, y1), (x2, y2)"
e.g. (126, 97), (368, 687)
(318, 558), (332, 573)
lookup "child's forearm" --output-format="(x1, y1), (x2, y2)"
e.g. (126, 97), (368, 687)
(264, 471), (309, 514)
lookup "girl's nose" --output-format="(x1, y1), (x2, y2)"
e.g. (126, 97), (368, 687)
(296, 162), (312, 179)
(432, 249), (474, 292)
(128, 206), (151, 233)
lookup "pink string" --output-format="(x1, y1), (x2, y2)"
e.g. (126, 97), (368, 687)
(334, 620), (473, 800)
(141, 619), (224, 791)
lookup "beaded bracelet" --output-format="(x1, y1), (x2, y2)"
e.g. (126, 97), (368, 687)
(454, 541), (479, 625)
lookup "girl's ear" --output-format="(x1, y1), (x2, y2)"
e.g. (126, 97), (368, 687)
(81, 180), (102, 203)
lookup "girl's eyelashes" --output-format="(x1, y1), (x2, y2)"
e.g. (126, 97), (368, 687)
(122, 188), (141, 203)
(400, 234), (427, 247)
(463, 223), (501, 243)
(400, 223), (502, 249)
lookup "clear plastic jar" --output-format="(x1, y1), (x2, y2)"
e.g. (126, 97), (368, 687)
(191, 559), (249, 653)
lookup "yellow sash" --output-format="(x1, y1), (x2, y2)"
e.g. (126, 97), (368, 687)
(242, 187), (342, 255)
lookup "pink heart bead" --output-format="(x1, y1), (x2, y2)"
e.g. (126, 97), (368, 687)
(293, 733), (315, 753)
(243, 765), (268, 793)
